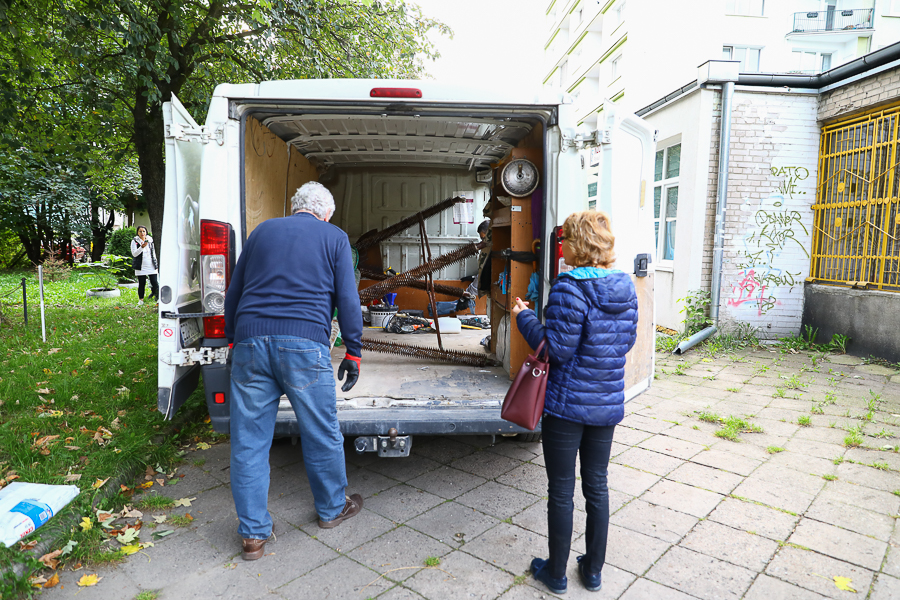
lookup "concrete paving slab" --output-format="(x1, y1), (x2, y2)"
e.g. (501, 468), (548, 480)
(463, 522), (547, 575)
(346, 465), (404, 498)
(605, 523), (672, 576)
(242, 520), (339, 588)
(618, 578), (702, 600)
(679, 520), (779, 571)
(788, 519), (888, 571)
(730, 476), (816, 514)
(805, 496), (896, 541)
(42, 567), (143, 600)
(826, 355), (866, 366)
(410, 435), (477, 464)
(449, 449), (524, 480)
(347, 525), (452, 582)
(707, 497), (800, 541)
(614, 426), (656, 446)
(485, 439), (542, 462)
(512, 499), (587, 539)
(117, 531), (225, 589)
(454, 481), (540, 521)
(883, 536), (900, 579)
(299, 508), (396, 553)
(689, 448), (762, 476)
(765, 546), (873, 598)
(834, 461), (900, 493)
(404, 548), (514, 600)
(367, 453), (442, 483)
(742, 574), (830, 600)
(363, 483), (446, 524)
(377, 584), (428, 599)
(405, 465), (486, 499)
(818, 480), (900, 515)
(405, 500), (500, 548)
(666, 462), (745, 495)
(640, 479), (724, 518)
(613, 447), (685, 476)
(607, 463), (661, 497)
(525, 562), (635, 599)
(870, 573), (900, 600)
(637, 435), (707, 460)
(620, 413), (676, 434)
(751, 463), (827, 496)
(610, 499), (698, 544)
(646, 546), (755, 600)
(277, 554), (393, 599)
(495, 463), (550, 497)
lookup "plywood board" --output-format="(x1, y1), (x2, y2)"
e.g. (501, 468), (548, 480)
(285, 146), (319, 214)
(624, 273), (655, 391)
(245, 116), (289, 235)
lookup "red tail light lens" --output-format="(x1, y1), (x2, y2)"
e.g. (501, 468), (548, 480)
(551, 226), (565, 279)
(370, 87), (422, 98)
(214, 392), (225, 404)
(203, 315), (226, 338)
(201, 220), (230, 255)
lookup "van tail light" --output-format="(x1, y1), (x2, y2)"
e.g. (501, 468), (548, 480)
(200, 220), (235, 338)
(551, 226), (565, 279)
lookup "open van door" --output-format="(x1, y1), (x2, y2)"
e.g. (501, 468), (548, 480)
(158, 94), (205, 419)
(547, 103), (656, 401)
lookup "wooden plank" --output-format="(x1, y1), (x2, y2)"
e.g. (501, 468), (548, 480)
(508, 196), (533, 379)
(244, 116), (290, 235)
(492, 206), (511, 227)
(285, 146), (319, 214)
(624, 273), (655, 391)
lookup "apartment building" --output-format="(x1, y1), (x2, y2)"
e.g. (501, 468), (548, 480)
(543, 0), (900, 125)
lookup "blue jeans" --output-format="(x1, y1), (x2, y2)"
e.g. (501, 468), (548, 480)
(230, 336), (347, 539)
(542, 415), (616, 579)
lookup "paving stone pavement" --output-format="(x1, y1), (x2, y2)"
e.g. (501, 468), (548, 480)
(39, 348), (900, 599)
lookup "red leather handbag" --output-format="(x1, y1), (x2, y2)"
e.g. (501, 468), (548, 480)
(501, 340), (550, 431)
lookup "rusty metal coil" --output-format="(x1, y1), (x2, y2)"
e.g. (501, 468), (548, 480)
(359, 268), (467, 298)
(362, 337), (499, 367)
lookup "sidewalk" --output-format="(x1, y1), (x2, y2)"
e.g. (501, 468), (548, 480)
(40, 348), (900, 600)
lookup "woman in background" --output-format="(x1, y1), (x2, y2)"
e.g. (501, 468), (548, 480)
(131, 225), (159, 306)
(512, 210), (638, 594)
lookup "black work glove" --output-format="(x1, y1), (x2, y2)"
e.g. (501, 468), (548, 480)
(338, 354), (360, 392)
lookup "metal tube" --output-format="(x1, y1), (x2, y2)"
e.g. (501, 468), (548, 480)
(709, 81), (734, 326)
(673, 326), (718, 355)
(38, 266), (46, 342)
(21, 277), (27, 326)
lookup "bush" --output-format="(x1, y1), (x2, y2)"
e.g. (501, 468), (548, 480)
(106, 227), (138, 281)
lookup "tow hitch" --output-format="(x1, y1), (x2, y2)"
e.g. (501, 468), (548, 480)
(354, 428), (412, 457)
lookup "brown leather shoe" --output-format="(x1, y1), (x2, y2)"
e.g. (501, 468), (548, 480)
(318, 494), (363, 529)
(241, 530), (275, 561)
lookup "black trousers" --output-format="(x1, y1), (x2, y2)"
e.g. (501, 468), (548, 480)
(542, 414), (616, 579)
(137, 274), (159, 300)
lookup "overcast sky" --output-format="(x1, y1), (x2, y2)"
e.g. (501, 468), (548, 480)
(409, 0), (547, 96)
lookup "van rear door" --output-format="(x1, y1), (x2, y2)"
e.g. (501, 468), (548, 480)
(158, 94), (205, 419)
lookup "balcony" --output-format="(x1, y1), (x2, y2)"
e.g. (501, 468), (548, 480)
(791, 8), (874, 34)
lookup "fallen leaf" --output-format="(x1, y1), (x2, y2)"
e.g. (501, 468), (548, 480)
(38, 549), (62, 569)
(96, 511), (114, 522)
(152, 515), (167, 524)
(47, 348), (62, 355)
(64, 446), (80, 451)
(173, 497), (196, 507)
(834, 576), (857, 592)
(92, 477), (109, 489)
(18, 540), (37, 551)
(43, 572), (60, 588)
(156, 478), (165, 486)
(76, 574), (101, 587)
(196, 442), (211, 450)
(82, 359), (92, 366)
(33, 434), (60, 448)
(36, 388), (51, 394)
(59, 540), (77, 556)
(116, 528), (139, 544)
(119, 544), (141, 556)
(139, 481), (153, 489)
(152, 530), (175, 539)
(109, 417), (121, 430)
(122, 507), (143, 519)
(64, 473), (81, 482)
(79, 517), (92, 531)
(29, 575), (47, 588)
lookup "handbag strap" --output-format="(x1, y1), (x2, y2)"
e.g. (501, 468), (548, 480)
(534, 339), (549, 361)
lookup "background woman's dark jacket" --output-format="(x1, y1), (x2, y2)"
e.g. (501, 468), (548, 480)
(516, 267), (638, 427)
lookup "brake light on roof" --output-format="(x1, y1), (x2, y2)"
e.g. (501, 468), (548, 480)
(370, 87), (422, 98)
(200, 220), (233, 338)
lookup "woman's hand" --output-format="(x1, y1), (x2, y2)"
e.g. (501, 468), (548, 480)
(142, 241), (149, 248)
(511, 297), (529, 317)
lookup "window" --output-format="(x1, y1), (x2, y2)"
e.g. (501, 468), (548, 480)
(722, 45), (761, 72)
(615, 1), (625, 24)
(654, 144), (680, 261)
(792, 50), (832, 73)
(560, 60), (568, 88)
(885, 0), (900, 16)
(725, 0), (764, 16)
(611, 55), (621, 80)
(573, 8), (582, 28)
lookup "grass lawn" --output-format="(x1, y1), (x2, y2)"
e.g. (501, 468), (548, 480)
(0, 268), (219, 598)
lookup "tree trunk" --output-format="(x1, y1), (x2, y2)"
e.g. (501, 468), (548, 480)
(133, 97), (166, 265)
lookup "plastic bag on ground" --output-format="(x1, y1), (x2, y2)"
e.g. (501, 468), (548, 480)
(0, 482), (80, 547)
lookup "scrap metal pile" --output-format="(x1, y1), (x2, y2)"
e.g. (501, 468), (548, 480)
(353, 196), (497, 368)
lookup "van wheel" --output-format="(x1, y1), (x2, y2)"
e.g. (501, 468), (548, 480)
(517, 432), (541, 443)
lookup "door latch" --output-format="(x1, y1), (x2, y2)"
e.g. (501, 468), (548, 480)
(634, 253), (651, 277)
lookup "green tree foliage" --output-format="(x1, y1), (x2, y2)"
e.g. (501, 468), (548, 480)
(0, 0), (448, 262)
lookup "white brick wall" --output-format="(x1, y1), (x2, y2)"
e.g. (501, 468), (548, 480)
(717, 91), (820, 339)
(819, 66), (900, 122)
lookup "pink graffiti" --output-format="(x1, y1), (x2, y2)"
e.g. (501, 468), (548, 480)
(728, 269), (776, 316)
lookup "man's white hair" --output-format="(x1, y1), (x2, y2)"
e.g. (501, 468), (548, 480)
(291, 181), (335, 220)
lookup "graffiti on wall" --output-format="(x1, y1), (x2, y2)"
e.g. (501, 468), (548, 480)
(727, 166), (809, 316)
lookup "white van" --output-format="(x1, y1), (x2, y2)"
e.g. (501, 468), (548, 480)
(157, 80), (656, 455)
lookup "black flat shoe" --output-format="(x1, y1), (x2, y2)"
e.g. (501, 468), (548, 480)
(576, 555), (602, 591)
(531, 557), (567, 594)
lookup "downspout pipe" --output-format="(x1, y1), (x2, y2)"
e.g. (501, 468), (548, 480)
(673, 80), (734, 354)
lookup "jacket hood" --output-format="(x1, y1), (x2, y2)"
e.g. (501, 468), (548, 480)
(559, 267), (634, 314)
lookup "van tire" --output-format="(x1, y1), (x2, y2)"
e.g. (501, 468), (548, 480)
(517, 432), (541, 443)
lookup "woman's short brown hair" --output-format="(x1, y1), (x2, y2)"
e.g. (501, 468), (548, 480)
(562, 210), (615, 268)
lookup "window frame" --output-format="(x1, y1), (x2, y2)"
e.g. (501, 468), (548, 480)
(722, 45), (762, 72)
(653, 143), (681, 265)
(725, 0), (765, 17)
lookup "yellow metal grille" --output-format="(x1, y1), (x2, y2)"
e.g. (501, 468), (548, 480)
(811, 104), (900, 290)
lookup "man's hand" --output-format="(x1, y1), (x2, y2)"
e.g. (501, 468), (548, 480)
(338, 354), (360, 392)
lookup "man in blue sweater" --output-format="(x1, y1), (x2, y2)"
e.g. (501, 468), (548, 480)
(224, 181), (364, 561)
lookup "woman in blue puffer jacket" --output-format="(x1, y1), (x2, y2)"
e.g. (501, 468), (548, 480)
(513, 210), (638, 594)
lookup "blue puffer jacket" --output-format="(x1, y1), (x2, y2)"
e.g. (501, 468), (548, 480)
(516, 267), (638, 427)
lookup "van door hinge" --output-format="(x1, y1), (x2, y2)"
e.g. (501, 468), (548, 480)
(166, 122), (223, 145)
(561, 130), (610, 150)
(162, 347), (229, 367)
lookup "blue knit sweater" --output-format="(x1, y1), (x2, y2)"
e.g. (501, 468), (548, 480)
(224, 213), (363, 357)
(516, 267), (638, 427)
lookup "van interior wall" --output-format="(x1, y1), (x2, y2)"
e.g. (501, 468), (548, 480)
(358, 279), (488, 315)
(244, 116), (318, 235)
